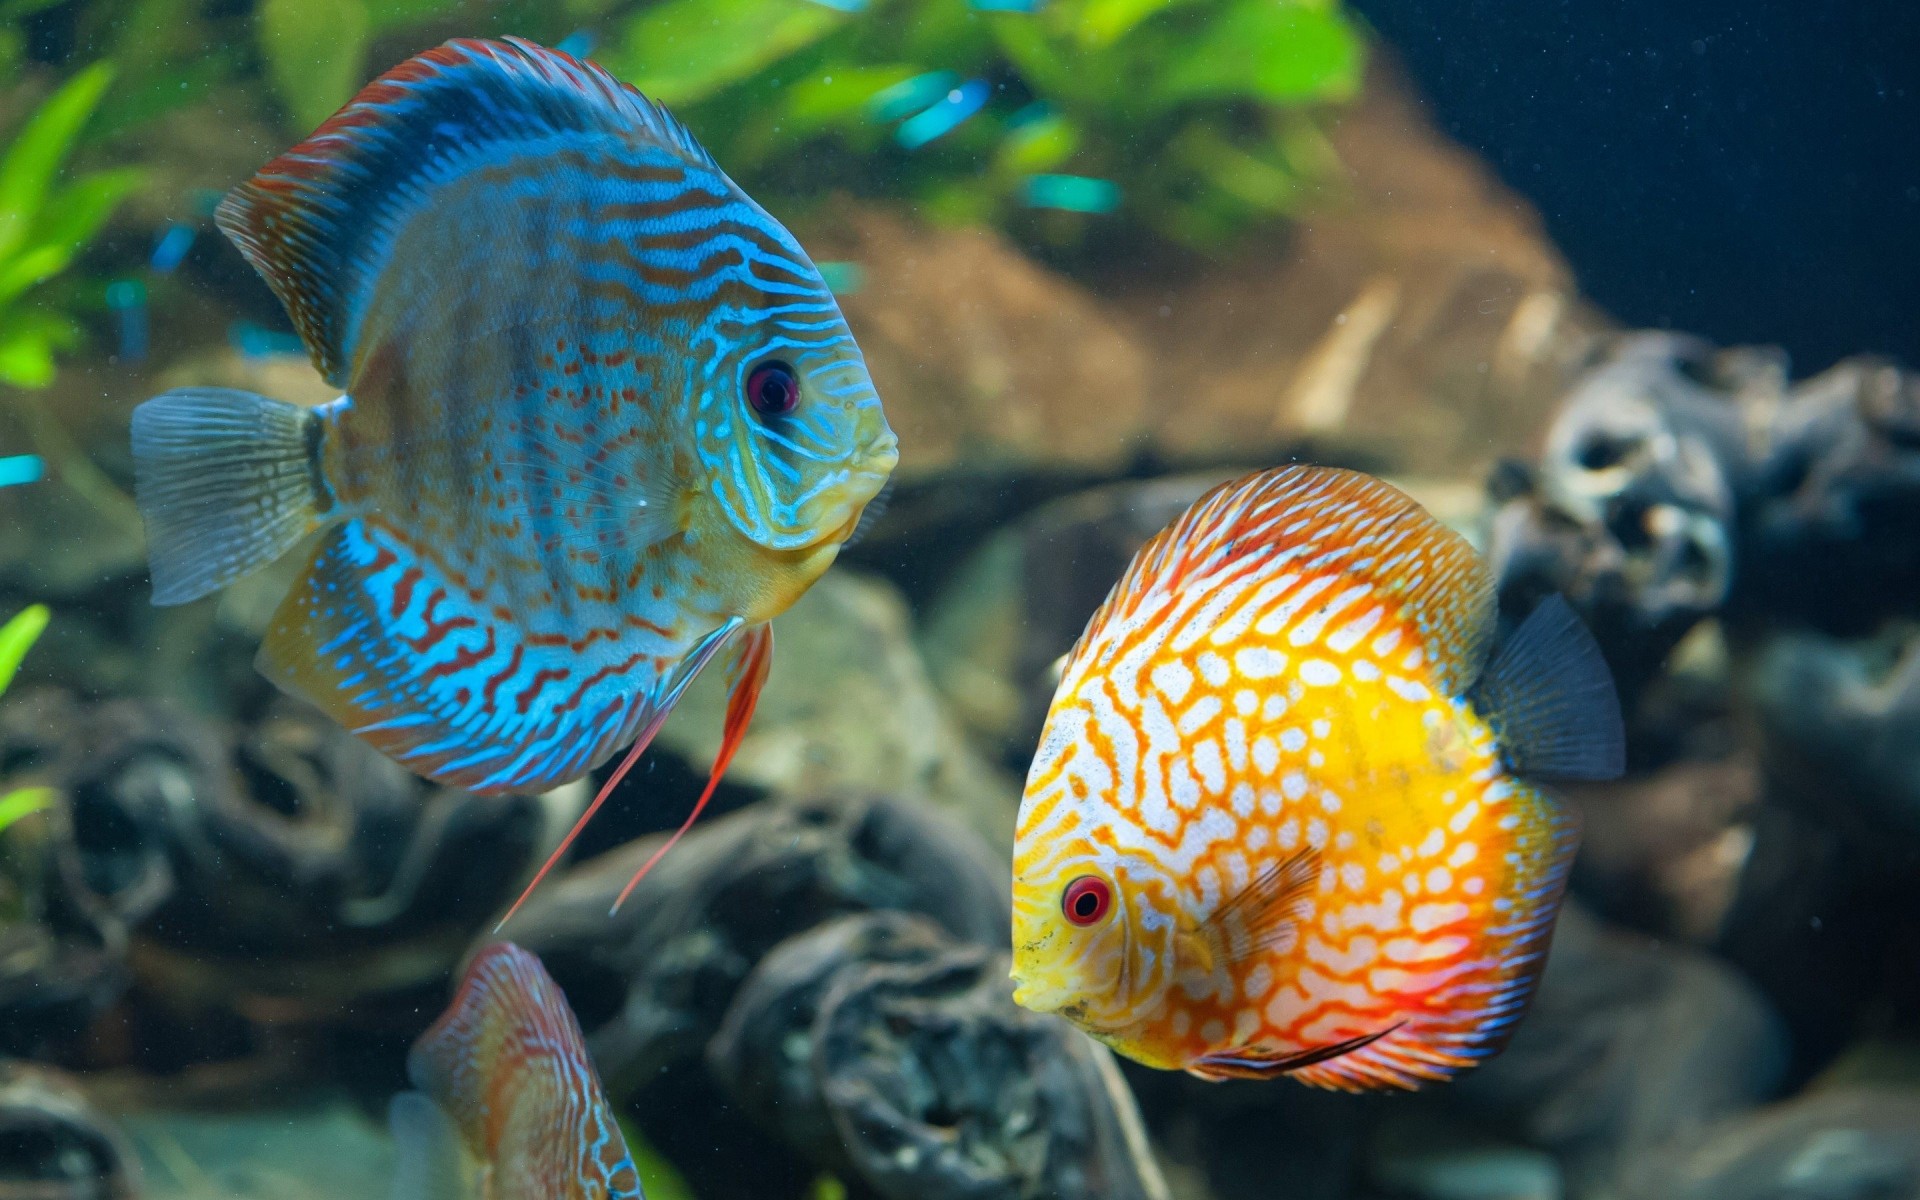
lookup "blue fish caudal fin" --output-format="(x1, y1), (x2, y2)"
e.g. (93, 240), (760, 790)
(1470, 595), (1626, 782)
(215, 36), (721, 385)
(387, 1092), (474, 1200)
(130, 388), (333, 606)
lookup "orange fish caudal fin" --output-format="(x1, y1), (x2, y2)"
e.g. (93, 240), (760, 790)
(1009, 464), (1624, 1094)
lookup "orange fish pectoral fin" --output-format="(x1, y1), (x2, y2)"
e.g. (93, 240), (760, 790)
(606, 621), (772, 915)
(1192, 1023), (1406, 1084)
(1201, 846), (1322, 966)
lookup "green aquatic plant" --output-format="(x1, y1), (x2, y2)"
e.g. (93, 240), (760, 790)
(597, 0), (1366, 250)
(0, 62), (142, 387)
(253, 0), (566, 128)
(0, 604), (51, 837)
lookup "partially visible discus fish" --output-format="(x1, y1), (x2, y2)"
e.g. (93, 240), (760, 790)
(129, 39), (897, 917)
(1009, 465), (1623, 1091)
(391, 942), (645, 1199)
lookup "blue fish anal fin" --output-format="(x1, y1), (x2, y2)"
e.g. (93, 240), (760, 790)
(257, 520), (660, 794)
(1469, 595), (1626, 782)
(216, 36), (721, 384)
(493, 617), (747, 933)
(387, 1092), (473, 1200)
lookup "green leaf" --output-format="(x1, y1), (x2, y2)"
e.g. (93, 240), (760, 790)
(259, 0), (372, 131)
(993, 113), (1082, 176)
(0, 788), (55, 837)
(0, 604), (49, 696)
(0, 62), (115, 265)
(362, 0), (463, 32)
(0, 244), (69, 309)
(782, 64), (921, 134)
(1074, 0), (1187, 48)
(0, 323), (58, 387)
(612, 0), (848, 107)
(28, 167), (143, 260)
(1158, 1), (1363, 104)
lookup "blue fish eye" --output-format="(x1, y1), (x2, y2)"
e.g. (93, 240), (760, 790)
(746, 359), (800, 418)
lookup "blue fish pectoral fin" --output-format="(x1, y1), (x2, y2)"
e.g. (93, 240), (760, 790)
(258, 519), (662, 795)
(1469, 594), (1626, 782)
(1191, 1023), (1405, 1083)
(494, 617), (748, 932)
(131, 388), (333, 606)
(387, 1092), (476, 1200)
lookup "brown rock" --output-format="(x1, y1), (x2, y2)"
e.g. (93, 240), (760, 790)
(798, 206), (1158, 479)
(1118, 60), (1611, 477)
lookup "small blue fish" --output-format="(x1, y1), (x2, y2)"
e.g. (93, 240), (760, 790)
(391, 942), (645, 1198)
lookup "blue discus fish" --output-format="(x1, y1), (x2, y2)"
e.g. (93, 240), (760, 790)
(129, 39), (897, 918)
(392, 941), (643, 1199)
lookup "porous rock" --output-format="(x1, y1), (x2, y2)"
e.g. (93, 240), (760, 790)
(1456, 903), (1787, 1197)
(0, 692), (583, 1020)
(0, 1063), (140, 1200)
(711, 912), (1169, 1200)
(1627, 1086), (1920, 1200)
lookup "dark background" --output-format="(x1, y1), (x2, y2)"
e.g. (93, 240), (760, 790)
(1353, 0), (1920, 375)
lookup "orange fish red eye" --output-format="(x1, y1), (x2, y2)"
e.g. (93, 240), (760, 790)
(1062, 876), (1111, 926)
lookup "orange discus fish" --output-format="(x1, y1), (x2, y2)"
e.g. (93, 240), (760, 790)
(1009, 465), (1624, 1091)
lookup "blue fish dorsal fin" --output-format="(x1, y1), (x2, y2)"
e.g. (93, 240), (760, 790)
(1470, 595), (1626, 782)
(216, 36), (721, 385)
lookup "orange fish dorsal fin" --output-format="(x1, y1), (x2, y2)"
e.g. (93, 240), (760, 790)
(1072, 465), (1497, 696)
(216, 36), (719, 385)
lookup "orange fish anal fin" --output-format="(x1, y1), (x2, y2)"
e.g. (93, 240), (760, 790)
(608, 621), (773, 915)
(1196, 847), (1322, 967)
(1191, 1023), (1405, 1083)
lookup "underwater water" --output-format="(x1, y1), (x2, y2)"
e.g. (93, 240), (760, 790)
(2, 2), (1918, 1199)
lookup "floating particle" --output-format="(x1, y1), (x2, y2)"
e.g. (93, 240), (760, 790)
(896, 79), (990, 149)
(149, 223), (197, 274)
(0, 455), (44, 489)
(1024, 173), (1122, 213)
(817, 261), (865, 295)
(868, 71), (959, 123)
(555, 29), (596, 57)
(105, 279), (149, 363)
